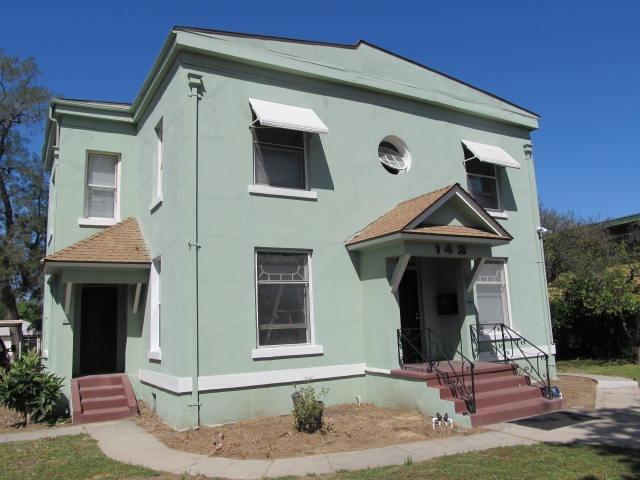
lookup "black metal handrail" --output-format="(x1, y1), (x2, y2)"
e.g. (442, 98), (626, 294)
(397, 327), (477, 414)
(470, 323), (552, 399)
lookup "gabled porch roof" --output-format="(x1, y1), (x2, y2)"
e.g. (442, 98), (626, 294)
(44, 217), (150, 273)
(345, 184), (512, 250)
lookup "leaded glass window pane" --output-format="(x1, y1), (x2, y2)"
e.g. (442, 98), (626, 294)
(256, 252), (310, 346)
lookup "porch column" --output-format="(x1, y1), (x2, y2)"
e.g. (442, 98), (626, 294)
(64, 282), (73, 314)
(465, 257), (486, 292)
(390, 254), (411, 293)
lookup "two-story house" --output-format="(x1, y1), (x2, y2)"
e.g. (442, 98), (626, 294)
(41, 27), (561, 429)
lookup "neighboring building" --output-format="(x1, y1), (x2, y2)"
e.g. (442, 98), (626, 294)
(0, 320), (39, 361)
(603, 213), (640, 247)
(41, 27), (560, 428)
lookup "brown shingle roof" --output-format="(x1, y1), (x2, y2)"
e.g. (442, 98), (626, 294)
(345, 184), (512, 246)
(346, 185), (455, 246)
(45, 217), (150, 264)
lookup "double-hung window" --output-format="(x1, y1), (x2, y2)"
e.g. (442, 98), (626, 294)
(465, 158), (500, 211)
(253, 127), (307, 190)
(475, 261), (511, 327)
(255, 251), (311, 347)
(85, 152), (119, 220)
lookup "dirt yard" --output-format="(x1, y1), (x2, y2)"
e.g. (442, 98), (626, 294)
(553, 375), (597, 410)
(0, 405), (69, 433)
(136, 401), (476, 459)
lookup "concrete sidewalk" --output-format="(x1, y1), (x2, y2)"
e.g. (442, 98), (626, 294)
(0, 373), (638, 479)
(84, 420), (536, 479)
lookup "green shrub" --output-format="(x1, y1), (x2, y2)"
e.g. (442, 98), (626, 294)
(0, 350), (64, 425)
(291, 385), (327, 433)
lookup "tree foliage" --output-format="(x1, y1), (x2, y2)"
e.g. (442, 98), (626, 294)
(0, 350), (63, 425)
(542, 206), (640, 361)
(540, 207), (624, 284)
(0, 50), (50, 322)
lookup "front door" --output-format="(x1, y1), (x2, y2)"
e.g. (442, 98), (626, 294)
(79, 286), (118, 375)
(398, 268), (423, 364)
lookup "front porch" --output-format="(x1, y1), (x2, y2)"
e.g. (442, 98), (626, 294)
(347, 184), (561, 425)
(43, 218), (150, 423)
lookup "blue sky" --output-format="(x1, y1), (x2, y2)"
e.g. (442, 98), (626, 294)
(3, 1), (638, 219)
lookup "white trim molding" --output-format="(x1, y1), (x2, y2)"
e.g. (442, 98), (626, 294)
(147, 349), (162, 361)
(252, 344), (323, 359)
(248, 184), (318, 200)
(78, 217), (118, 227)
(138, 363), (365, 394)
(488, 210), (509, 220)
(364, 366), (392, 375)
(198, 363), (365, 391)
(139, 369), (191, 393)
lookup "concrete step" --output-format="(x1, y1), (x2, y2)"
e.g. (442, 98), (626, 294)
(451, 385), (543, 413)
(80, 394), (129, 411)
(426, 364), (516, 387)
(72, 373), (138, 424)
(75, 374), (125, 388)
(79, 384), (125, 399)
(73, 406), (137, 425)
(470, 397), (564, 427)
(438, 374), (531, 399)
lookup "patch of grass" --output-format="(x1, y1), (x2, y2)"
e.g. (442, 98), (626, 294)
(557, 359), (640, 380)
(295, 444), (640, 479)
(0, 434), (159, 480)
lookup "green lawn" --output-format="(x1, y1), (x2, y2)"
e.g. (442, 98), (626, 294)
(293, 444), (639, 480)
(0, 434), (160, 480)
(1, 434), (638, 480)
(556, 359), (640, 380)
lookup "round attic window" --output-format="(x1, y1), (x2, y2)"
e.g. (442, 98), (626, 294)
(378, 137), (411, 175)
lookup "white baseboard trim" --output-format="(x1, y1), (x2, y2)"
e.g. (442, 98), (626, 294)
(139, 369), (192, 393)
(139, 363), (366, 394)
(364, 366), (392, 375)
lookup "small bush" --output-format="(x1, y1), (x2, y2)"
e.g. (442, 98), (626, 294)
(0, 350), (64, 425)
(291, 385), (327, 433)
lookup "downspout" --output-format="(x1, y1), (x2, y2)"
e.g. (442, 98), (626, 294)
(45, 106), (60, 367)
(187, 73), (204, 429)
(524, 143), (554, 351)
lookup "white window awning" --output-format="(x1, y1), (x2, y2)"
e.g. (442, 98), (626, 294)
(249, 98), (329, 134)
(462, 140), (521, 169)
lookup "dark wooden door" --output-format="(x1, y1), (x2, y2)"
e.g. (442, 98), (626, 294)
(80, 286), (118, 375)
(398, 269), (422, 364)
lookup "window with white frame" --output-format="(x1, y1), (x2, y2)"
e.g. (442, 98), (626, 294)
(154, 119), (163, 202)
(85, 152), (119, 219)
(475, 261), (511, 326)
(148, 257), (161, 359)
(465, 158), (500, 211)
(255, 251), (311, 346)
(253, 126), (307, 190)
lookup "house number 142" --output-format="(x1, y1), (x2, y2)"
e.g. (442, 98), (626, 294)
(435, 244), (467, 255)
